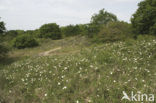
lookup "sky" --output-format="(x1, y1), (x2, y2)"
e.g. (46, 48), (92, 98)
(0, 0), (143, 30)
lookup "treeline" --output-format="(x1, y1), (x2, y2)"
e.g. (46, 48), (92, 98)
(0, 0), (156, 56)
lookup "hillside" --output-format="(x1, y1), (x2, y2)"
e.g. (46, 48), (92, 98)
(0, 36), (156, 103)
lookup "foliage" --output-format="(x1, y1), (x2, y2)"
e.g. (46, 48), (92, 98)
(1, 30), (19, 42)
(39, 23), (62, 39)
(87, 24), (100, 38)
(12, 34), (39, 49)
(0, 30), (26, 43)
(0, 18), (6, 34)
(93, 21), (132, 42)
(0, 18), (8, 60)
(15, 30), (25, 35)
(78, 24), (89, 35)
(91, 9), (117, 26)
(87, 9), (118, 38)
(137, 34), (156, 41)
(0, 44), (8, 59)
(61, 24), (89, 37)
(131, 0), (156, 35)
(6, 30), (18, 37)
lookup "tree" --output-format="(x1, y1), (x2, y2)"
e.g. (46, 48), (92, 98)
(0, 18), (6, 34)
(39, 23), (62, 39)
(0, 18), (8, 59)
(131, 0), (156, 35)
(88, 9), (118, 37)
(91, 9), (117, 26)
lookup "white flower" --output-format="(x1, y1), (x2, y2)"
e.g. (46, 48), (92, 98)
(90, 65), (93, 68)
(45, 93), (47, 96)
(58, 82), (61, 85)
(76, 100), (79, 103)
(64, 67), (68, 70)
(21, 78), (24, 82)
(63, 86), (67, 90)
(9, 90), (12, 93)
(61, 75), (65, 78)
(113, 80), (116, 83)
(79, 67), (82, 70)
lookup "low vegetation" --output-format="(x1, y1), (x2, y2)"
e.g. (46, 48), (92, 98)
(0, 35), (156, 103)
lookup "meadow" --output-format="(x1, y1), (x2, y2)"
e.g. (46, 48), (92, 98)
(0, 35), (156, 103)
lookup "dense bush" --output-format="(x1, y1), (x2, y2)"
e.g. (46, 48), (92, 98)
(78, 24), (89, 35)
(131, 0), (156, 35)
(39, 23), (62, 39)
(61, 25), (80, 37)
(0, 30), (27, 44)
(93, 21), (132, 42)
(87, 24), (100, 38)
(0, 44), (8, 59)
(61, 24), (88, 37)
(12, 34), (39, 49)
(5, 30), (18, 37)
(1, 30), (19, 42)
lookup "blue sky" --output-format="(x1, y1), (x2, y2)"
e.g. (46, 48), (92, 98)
(0, 0), (143, 30)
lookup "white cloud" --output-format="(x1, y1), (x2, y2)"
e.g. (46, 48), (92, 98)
(0, 0), (142, 30)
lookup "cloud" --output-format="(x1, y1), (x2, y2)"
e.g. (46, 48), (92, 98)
(0, 0), (142, 30)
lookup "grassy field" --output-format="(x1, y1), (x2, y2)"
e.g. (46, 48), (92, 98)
(0, 36), (156, 103)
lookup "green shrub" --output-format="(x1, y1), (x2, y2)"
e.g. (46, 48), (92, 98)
(12, 34), (39, 49)
(61, 25), (81, 37)
(0, 44), (8, 59)
(61, 24), (88, 37)
(87, 24), (100, 38)
(93, 21), (132, 43)
(1, 30), (19, 42)
(39, 23), (62, 39)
